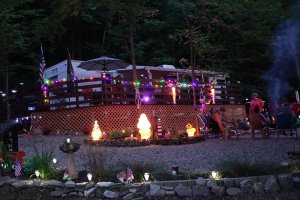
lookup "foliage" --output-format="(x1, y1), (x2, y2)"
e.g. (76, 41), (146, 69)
(109, 130), (131, 140)
(0, 144), (13, 173)
(216, 158), (284, 178)
(81, 146), (115, 181)
(0, 0), (299, 101)
(23, 143), (55, 180)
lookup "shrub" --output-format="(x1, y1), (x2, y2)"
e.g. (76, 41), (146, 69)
(216, 158), (284, 178)
(23, 143), (55, 180)
(81, 146), (115, 181)
(109, 131), (124, 140)
(0, 144), (13, 174)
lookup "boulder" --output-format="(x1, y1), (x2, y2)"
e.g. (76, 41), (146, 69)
(103, 190), (119, 199)
(133, 192), (144, 198)
(150, 184), (160, 196)
(293, 177), (300, 188)
(211, 185), (225, 196)
(85, 182), (95, 190)
(277, 173), (293, 189)
(51, 191), (64, 197)
(161, 186), (173, 191)
(65, 180), (75, 188)
(226, 187), (241, 196)
(175, 184), (193, 197)
(68, 192), (78, 196)
(207, 179), (217, 187)
(264, 176), (280, 192)
(240, 179), (253, 187)
(196, 177), (207, 186)
(253, 182), (264, 193)
(123, 193), (133, 200)
(192, 185), (210, 197)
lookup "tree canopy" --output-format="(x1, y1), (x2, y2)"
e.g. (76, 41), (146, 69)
(0, 0), (299, 99)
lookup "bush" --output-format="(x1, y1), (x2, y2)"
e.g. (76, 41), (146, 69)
(0, 144), (13, 174)
(109, 129), (131, 140)
(81, 146), (115, 181)
(23, 143), (55, 180)
(216, 158), (284, 178)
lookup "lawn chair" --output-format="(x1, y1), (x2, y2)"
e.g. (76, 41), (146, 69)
(273, 106), (297, 139)
(198, 114), (220, 138)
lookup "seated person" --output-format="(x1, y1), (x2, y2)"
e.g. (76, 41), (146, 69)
(249, 105), (268, 138)
(218, 107), (236, 139)
(273, 103), (296, 134)
(237, 119), (251, 133)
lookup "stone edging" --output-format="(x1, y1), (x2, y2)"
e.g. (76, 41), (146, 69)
(0, 173), (299, 199)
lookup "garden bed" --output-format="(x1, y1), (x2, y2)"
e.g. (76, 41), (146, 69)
(152, 136), (205, 145)
(84, 138), (151, 147)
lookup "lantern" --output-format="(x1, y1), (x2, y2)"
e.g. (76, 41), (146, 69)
(137, 113), (151, 140)
(91, 120), (102, 141)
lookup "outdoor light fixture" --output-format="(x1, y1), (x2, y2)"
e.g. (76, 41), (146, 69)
(35, 170), (40, 178)
(66, 138), (71, 143)
(20, 82), (24, 85)
(137, 113), (151, 140)
(11, 90), (17, 93)
(87, 173), (93, 181)
(143, 96), (150, 102)
(211, 171), (217, 179)
(91, 120), (102, 141)
(144, 173), (150, 182)
(52, 158), (57, 164)
(211, 89), (215, 104)
(1, 93), (6, 97)
(172, 87), (176, 104)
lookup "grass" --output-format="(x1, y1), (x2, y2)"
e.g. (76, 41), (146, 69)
(216, 157), (285, 178)
(23, 143), (55, 180)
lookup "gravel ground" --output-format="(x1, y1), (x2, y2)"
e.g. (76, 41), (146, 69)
(18, 134), (300, 174)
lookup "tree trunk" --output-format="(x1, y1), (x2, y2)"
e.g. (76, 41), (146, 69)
(129, 20), (140, 109)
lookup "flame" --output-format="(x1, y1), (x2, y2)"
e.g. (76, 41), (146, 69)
(137, 113), (151, 140)
(91, 120), (102, 141)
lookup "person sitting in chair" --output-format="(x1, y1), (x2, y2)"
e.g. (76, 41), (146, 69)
(249, 105), (268, 139)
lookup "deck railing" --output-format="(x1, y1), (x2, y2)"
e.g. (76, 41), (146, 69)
(42, 77), (242, 110)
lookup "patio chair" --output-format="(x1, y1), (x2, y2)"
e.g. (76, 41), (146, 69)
(273, 106), (297, 139)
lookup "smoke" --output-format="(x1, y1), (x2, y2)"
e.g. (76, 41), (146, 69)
(263, 19), (300, 106)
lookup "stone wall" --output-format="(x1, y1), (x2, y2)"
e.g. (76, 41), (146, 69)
(0, 173), (299, 199)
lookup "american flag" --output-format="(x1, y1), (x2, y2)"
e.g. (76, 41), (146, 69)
(67, 48), (75, 81)
(126, 167), (134, 181)
(14, 158), (22, 177)
(39, 44), (46, 89)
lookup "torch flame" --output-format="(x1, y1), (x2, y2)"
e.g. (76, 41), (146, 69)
(91, 120), (102, 141)
(137, 113), (151, 140)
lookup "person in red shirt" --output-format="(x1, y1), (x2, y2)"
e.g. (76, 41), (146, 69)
(249, 93), (264, 114)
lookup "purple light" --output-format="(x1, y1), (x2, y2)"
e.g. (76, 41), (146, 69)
(144, 96), (150, 102)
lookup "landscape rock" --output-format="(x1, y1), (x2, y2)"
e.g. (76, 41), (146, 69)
(192, 185), (210, 197)
(207, 179), (217, 187)
(293, 177), (300, 188)
(253, 182), (264, 193)
(0, 176), (12, 186)
(223, 178), (235, 188)
(41, 180), (63, 187)
(68, 192), (78, 196)
(196, 177), (206, 186)
(175, 184), (192, 197)
(277, 173), (293, 189)
(123, 193), (133, 200)
(84, 187), (96, 197)
(12, 180), (33, 188)
(129, 188), (138, 193)
(65, 180), (75, 188)
(51, 191), (64, 197)
(226, 187), (241, 196)
(211, 185), (225, 196)
(33, 179), (41, 187)
(133, 192), (144, 198)
(240, 179), (253, 187)
(161, 186), (173, 191)
(240, 180), (253, 194)
(103, 190), (119, 199)
(155, 189), (166, 197)
(85, 182), (95, 190)
(165, 190), (175, 197)
(150, 184), (160, 196)
(264, 176), (280, 192)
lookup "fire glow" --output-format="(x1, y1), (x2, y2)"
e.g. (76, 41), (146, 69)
(137, 113), (151, 140)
